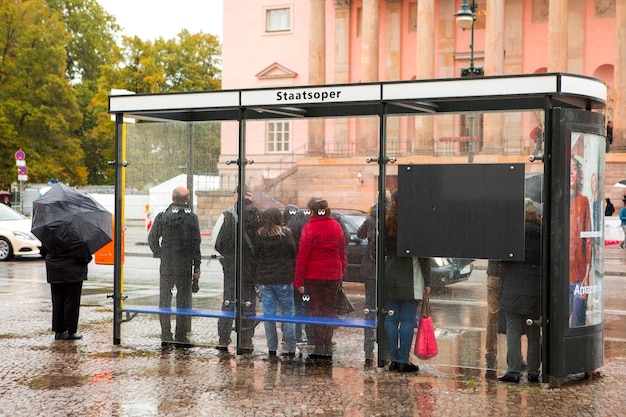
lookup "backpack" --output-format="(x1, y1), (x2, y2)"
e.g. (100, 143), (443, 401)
(226, 206), (259, 256)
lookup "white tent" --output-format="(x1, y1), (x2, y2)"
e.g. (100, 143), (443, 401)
(149, 174), (220, 215)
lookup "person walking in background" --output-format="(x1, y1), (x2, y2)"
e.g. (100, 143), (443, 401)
(148, 186), (202, 348)
(605, 198), (615, 217)
(619, 198), (626, 249)
(294, 197), (347, 364)
(606, 120), (613, 153)
(214, 185), (261, 353)
(383, 190), (431, 373)
(254, 208), (298, 358)
(531, 125), (543, 155)
(498, 199), (542, 383)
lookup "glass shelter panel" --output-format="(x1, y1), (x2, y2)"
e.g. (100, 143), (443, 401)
(236, 116), (381, 360)
(120, 120), (232, 346)
(384, 110), (545, 374)
(114, 109), (547, 373)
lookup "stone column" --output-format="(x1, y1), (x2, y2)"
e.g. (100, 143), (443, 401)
(308, 0), (326, 155)
(359, 0), (380, 153)
(613, 0), (626, 150)
(481, 0), (505, 154)
(436, 0), (457, 153)
(413, 0), (435, 155)
(567, 0), (584, 74)
(334, 0), (351, 153)
(385, 0), (402, 152)
(547, 0), (568, 71)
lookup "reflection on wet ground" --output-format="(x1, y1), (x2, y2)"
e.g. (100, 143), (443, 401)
(2, 296), (626, 416)
(3, 247), (626, 415)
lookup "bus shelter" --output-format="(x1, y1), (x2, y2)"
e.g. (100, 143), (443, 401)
(109, 73), (606, 385)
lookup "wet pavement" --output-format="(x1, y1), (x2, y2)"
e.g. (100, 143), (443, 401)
(1, 222), (626, 416)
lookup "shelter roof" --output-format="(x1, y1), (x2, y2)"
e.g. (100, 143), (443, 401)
(109, 73), (606, 123)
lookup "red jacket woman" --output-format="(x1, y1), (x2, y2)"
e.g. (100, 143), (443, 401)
(294, 215), (347, 288)
(294, 198), (347, 362)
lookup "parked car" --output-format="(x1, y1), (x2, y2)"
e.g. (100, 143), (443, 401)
(0, 204), (42, 261)
(333, 210), (474, 287)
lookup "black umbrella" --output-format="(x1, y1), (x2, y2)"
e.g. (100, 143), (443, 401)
(31, 183), (112, 255)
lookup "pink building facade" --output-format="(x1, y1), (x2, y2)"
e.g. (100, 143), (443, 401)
(221, 0), (625, 207)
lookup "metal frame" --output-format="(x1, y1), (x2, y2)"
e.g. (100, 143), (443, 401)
(109, 73), (606, 373)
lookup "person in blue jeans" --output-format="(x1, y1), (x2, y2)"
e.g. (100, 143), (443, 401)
(383, 190), (431, 372)
(254, 208), (298, 357)
(619, 199), (626, 249)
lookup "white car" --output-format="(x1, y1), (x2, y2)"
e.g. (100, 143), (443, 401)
(0, 204), (42, 261)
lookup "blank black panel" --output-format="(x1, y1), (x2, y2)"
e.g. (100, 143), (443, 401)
(397, 164), (525, 260)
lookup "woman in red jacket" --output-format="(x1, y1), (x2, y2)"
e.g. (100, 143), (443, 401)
(294, 197), (347, 363)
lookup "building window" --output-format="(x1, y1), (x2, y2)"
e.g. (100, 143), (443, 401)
(267, 121), (291, 153)
(265, 6), (292, 33)
(356, 7), (362, 37)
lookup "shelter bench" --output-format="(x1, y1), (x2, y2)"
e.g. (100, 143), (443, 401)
(121, 306), (235, 322)
(120, 306), (375, 328)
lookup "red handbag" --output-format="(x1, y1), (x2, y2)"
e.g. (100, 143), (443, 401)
(414, 294), (438, 360)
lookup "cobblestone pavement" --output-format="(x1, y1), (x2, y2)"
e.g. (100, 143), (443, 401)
(1, 226), (626, 416)
(1, 300), (625, 417)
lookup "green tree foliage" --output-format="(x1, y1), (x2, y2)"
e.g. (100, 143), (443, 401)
(124, 121), (221, 192)
(0, 0), (86, 187)
(94, 31), (222, 188)
(48, 0), (119, 185)
(0, 0), (222, 190)
(48, 0), (119, 83)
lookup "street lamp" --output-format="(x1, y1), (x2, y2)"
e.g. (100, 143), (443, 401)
(454, 0), (483, 78)
(455, 0), (483, 163)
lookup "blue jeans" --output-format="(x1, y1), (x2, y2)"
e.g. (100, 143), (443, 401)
(384, 299), (418, 364)
(569, 281), (588, 327)
(504, 309), (541, 376)
(258, 284), (296, 352)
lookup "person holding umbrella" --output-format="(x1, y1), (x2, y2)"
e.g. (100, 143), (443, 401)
(32, 183), (113, 341)
(148, 186), (202, 348)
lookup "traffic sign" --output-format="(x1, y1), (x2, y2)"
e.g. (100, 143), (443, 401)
(17, 166), (28, 176)
(15, 149), (25, 160)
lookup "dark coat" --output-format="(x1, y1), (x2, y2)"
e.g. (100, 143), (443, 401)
(42, 244), (91, 284)
(215, 199), (261, 283)
(357, 210), (377, 281)
(253, 229), (297, 285)
(383, 238), (431, 300)
(148, 202), (202, 270)
(500, 220), (541, 318)
(286, 211), (309, 251)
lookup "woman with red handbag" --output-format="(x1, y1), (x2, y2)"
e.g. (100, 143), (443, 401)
(383, 190), (431, 372)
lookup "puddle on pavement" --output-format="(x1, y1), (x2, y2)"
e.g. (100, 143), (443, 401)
(29, 374), (86, 390)
(81, 287), (113, 296)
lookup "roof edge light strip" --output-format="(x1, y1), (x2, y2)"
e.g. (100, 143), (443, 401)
(251, 107), (307, 118)
(393, 101), (439, 114)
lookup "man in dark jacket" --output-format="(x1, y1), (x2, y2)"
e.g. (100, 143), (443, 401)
(498, 199), (542, 383)
(148, 186), (201, 347)
(214, 186), (261, 352)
